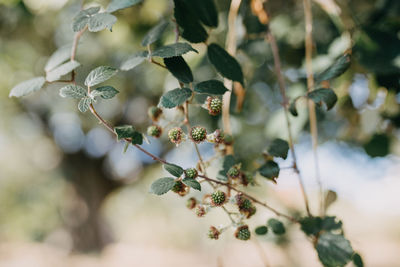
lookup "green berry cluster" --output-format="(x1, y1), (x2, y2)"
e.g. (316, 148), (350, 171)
(208, 226), (220, 240)
(227, 166), (240, 179)
(148, 106), (163, 121)
(235, 225), (251, 241)
(184, 168), (198, 179)
(189, 126), (207, 143)
(211, 190), (226, 206)
(147, 125), (162, 138)
(168, 127), (183, 144)
(206, 96), (222, 116)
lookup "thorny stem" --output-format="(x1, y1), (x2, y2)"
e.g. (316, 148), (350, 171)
(303, 0), (324, 215)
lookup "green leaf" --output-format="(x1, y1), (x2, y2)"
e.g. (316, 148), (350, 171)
(159, 88), (192, 108)
(107, 0), (143, 13)
(324, 190), (337, 212)
(194, 80), (229, 95)
(142, 20), (169, 46)
(300, 216), (343, 237)
(217, 155), (236, 181)
(78, 97), (92, 113)
(173, 0), (208, 43)
(182, 178), (201, 191)
(44, 45), (72, 72)
(149, 177), (176, 195)
(85, 66), (118, 87)
(255, 226), (268, 235)
(186, 0), (218, 28)
(315, 53), (351, 83)
(352, 253), (364, 267)
(316, 233), (353, 267)
(120, 51), (148, 71)
(91, 86), (119, 99)
(268, 138), (289, 159)
(59, 84), (87, 99)
(163, 163), (184, 177)
(72, 7), (101, 32)
(164, 56), (193, 83)
(151, 42), (198, 58)
(9, 77), (45, 98)
(88, 13), (117, 32)
(258, 160), (280, 181)
(46, 60), (80, 82)
(267, 218), (285, 235)
(307, 88), (338, 111)
(207, 43), (244, 85)
(114, 125), (143, 144)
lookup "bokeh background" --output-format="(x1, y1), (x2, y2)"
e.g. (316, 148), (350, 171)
(0, 0), (400, 266)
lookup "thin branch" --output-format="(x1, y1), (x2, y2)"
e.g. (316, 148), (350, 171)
(86, 96), (297, 223)
(303, 0), (324, 215)
(198, 175), (298, 223)
(222, 0), (242, 156)
(266, 30), (312, 217)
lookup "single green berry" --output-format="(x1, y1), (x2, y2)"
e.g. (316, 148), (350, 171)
(168, 127), (183, 145)
(186, 197), (197, 210)
(147, 125), (162, 138)
(235, 225), (251, 241)
(195, 205), (206, 217)
(208, 226), (220, 240)
(227, 166), (240, 179)
(189, 126), (207, 143)
(235, 193), (251, 210)
(206, 97), (222, 116)
(239, 198), (252, 211)
(223, 134), (234, 145)
(211, 190), (226, 206)
(148, 106), (163, 121)
(184, 168), (198, 179)
(171, 181), (185, 193)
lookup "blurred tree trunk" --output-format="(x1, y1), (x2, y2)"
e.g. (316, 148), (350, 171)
(61, 152), (120, 252)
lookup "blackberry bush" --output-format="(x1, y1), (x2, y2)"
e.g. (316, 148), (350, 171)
(8, 0), (364, 265)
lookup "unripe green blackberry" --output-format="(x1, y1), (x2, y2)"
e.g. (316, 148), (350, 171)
(168, 127), (183, 145)
(171, 181), (185, 193)
(211, 190), (226, 206)
(223, 134), (234, 145)
(184, 168), (198, 179)
(208, 226), (220, 240)
(235, 225), (251, 240)
(148, 106), (163, 121)
(206, 96), (222, 116)
(195, 205), (206, 217)
(186, 197), (197, 210)
(147, 125), (162, 138)
(227, 166), (240, 179)
(189, 126), (207, 143)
